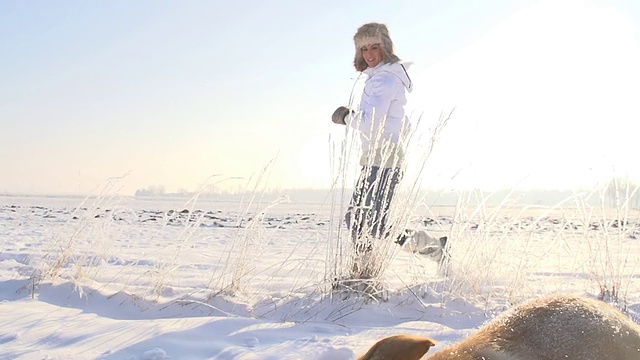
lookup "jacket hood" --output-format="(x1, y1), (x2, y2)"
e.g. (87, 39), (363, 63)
(364, 62), (413, 93)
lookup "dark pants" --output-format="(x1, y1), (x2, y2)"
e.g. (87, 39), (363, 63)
(344, 166), (402, 254)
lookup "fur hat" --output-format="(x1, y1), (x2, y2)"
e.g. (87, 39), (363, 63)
(353, 22), (400, 72)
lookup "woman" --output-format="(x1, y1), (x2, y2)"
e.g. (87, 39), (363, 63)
(332, 23), (412, 268)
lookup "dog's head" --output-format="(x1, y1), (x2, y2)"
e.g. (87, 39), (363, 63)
(357, 334), (436, 360)
(395, 229), (415, 246)
(396, 229), (447, 248)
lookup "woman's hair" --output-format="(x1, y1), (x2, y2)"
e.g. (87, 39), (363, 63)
(353, 23), (401, 72)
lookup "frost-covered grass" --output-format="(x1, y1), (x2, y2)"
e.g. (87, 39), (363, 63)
(325, 109), (453, 295)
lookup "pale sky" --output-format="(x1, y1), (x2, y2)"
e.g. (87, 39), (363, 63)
(1, 0), (639, 195)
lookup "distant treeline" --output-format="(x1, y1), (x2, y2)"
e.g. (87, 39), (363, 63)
(134, 180), (640, 208)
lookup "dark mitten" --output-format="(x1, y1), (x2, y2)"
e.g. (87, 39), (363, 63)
(331, 106), (351, 125)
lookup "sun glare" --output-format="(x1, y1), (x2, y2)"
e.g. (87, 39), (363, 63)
(408, 0), (640, 190)
(297, 135), (332, 188)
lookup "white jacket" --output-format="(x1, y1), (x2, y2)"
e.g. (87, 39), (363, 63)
(347, 62), (413, 168)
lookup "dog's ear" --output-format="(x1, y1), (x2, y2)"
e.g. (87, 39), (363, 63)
(439, 236), (448, 247)
(395, 229), (413, 246)
(357, 334), (436, 360)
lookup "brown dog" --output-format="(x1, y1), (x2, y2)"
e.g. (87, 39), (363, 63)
(358, 294), (640, 359)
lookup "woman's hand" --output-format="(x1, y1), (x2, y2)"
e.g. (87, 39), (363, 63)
(331, 106), (351, 125)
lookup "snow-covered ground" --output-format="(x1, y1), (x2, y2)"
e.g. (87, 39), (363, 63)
(1, 194), (639, 359)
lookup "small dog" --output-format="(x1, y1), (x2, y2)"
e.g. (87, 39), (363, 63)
(358, 294), (640, 360)
(395, 229), (449, 263)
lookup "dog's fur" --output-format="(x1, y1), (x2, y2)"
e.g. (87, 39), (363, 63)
(396, 229), (449, 263)
(358, 294), (640, 359)
(357, 334), (435, 360)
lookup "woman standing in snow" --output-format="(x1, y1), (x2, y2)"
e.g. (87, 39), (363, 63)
(332, 22), (412, 277)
